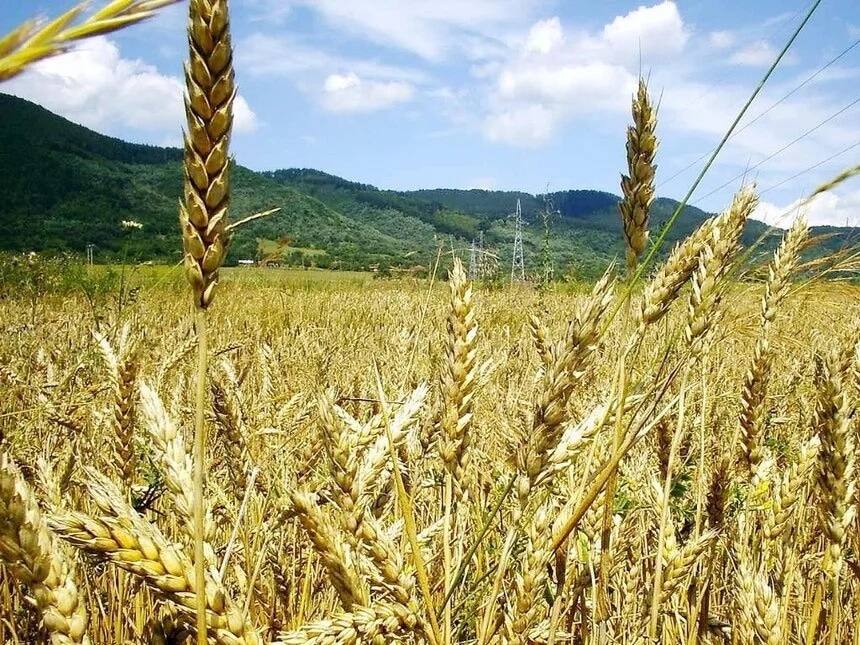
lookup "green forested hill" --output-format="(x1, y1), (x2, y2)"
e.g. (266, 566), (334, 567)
(1, 93), (855, 277)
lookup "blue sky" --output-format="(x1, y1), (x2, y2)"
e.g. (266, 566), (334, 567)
(4, 0), (860, 226)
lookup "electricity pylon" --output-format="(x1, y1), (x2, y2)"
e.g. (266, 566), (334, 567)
(510, 198), (524, 283)
(468, 238), (478, 280)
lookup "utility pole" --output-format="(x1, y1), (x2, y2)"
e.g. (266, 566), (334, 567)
(510, 198), (524, 284)
(86, 244), (94, 266)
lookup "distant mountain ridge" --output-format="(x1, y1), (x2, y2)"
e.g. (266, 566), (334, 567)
(0, 93), (855, 277)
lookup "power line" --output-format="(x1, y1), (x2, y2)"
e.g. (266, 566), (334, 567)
(659, 36), (860, 189)
(759, 140), (860, 197)
(692, 94), (860, 205)
(680, 5), (805, 108)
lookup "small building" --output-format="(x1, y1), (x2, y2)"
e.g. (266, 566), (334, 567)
(237, 259), (255, 267)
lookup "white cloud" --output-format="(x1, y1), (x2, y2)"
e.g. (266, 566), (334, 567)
(729, 41), (778, 67)
(324, 73), (361, 93)
(659, 77), (860, 178)
(239, 33), (429, 83)
(321, 73), (414, 112)
(246, 0), (293, 23)
(284, 0), (540, 62)
(497, 62), (634, 107)
(5, 37), (257, 138)
(755, 189), (860, 228)
(483, 105), (557, 146)
(708, 30), (735, 49)
(601, 1), (688, 61)
(525, 17), (563, 54)
(240, 33), (427, 113)
(479, 2), (685, 146)
(233, 96), (258, 133)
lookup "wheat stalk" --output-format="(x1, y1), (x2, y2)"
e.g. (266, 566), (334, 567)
(179, 1), (237, 641)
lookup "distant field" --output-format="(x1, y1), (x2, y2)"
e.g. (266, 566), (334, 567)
(81, 263), (377, 291)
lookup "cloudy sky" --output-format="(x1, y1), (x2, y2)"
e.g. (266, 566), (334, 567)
(3, 0), (860, 226)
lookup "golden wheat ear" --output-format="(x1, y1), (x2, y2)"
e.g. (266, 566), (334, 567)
(181, 0), (236, 309)
(0, 1), (182, 82)
(619, 77), (657, 273)
(0, 453), (90, 644)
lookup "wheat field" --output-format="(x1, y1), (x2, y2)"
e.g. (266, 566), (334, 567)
(1, 1), (860, 644)
(1, 256), (858, 644)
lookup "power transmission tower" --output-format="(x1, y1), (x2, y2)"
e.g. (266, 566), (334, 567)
(510, 198), (524, 283)
(468, 238), (478, 280)
(540, 194), (557, 286)
(86, 243), (95, 266)
(477, 230), (485, 278)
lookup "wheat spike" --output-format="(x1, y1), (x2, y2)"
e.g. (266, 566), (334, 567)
(142, 611), (194, 645)
(139, 382), (216, 554)
(685, 187), (759, 356)
(638, 216), (716, 327)
(275, 603), (418, 644)
(319, 392), (364, 543)
(737, 550), (785, 645)
(528, 314), (554, 368)
(505, 503), (554, 644)
(763, 436), (818, 542)
(181, 0), (236, 309)
(0, 453), (90, 644)
(516, 269), (614, 505)
(0, 1), (181, 81)
(94, 327), (139, 485)
(211, 359), (255, 491)
(705, 459), (731, 531)
(438, 257), (478, 497)
(738, 216), (809, 474)
(619, 77), (658, 272)
(288, 489), (369, 610)
(659, 530), (717, 606)
(354, 383), (427, 516)
(814, 345), (856, 579)
(49, 467), (261, 645)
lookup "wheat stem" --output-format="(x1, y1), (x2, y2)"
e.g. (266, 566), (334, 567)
(193, 308), (209, 645)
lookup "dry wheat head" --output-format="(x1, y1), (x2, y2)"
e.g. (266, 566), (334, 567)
(0, 1), (181, 81)
(181, 0), (236, 308)
(438, 257), (478, 497)
(619, 78), (658, 271)
(0, 453), (90, 644)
